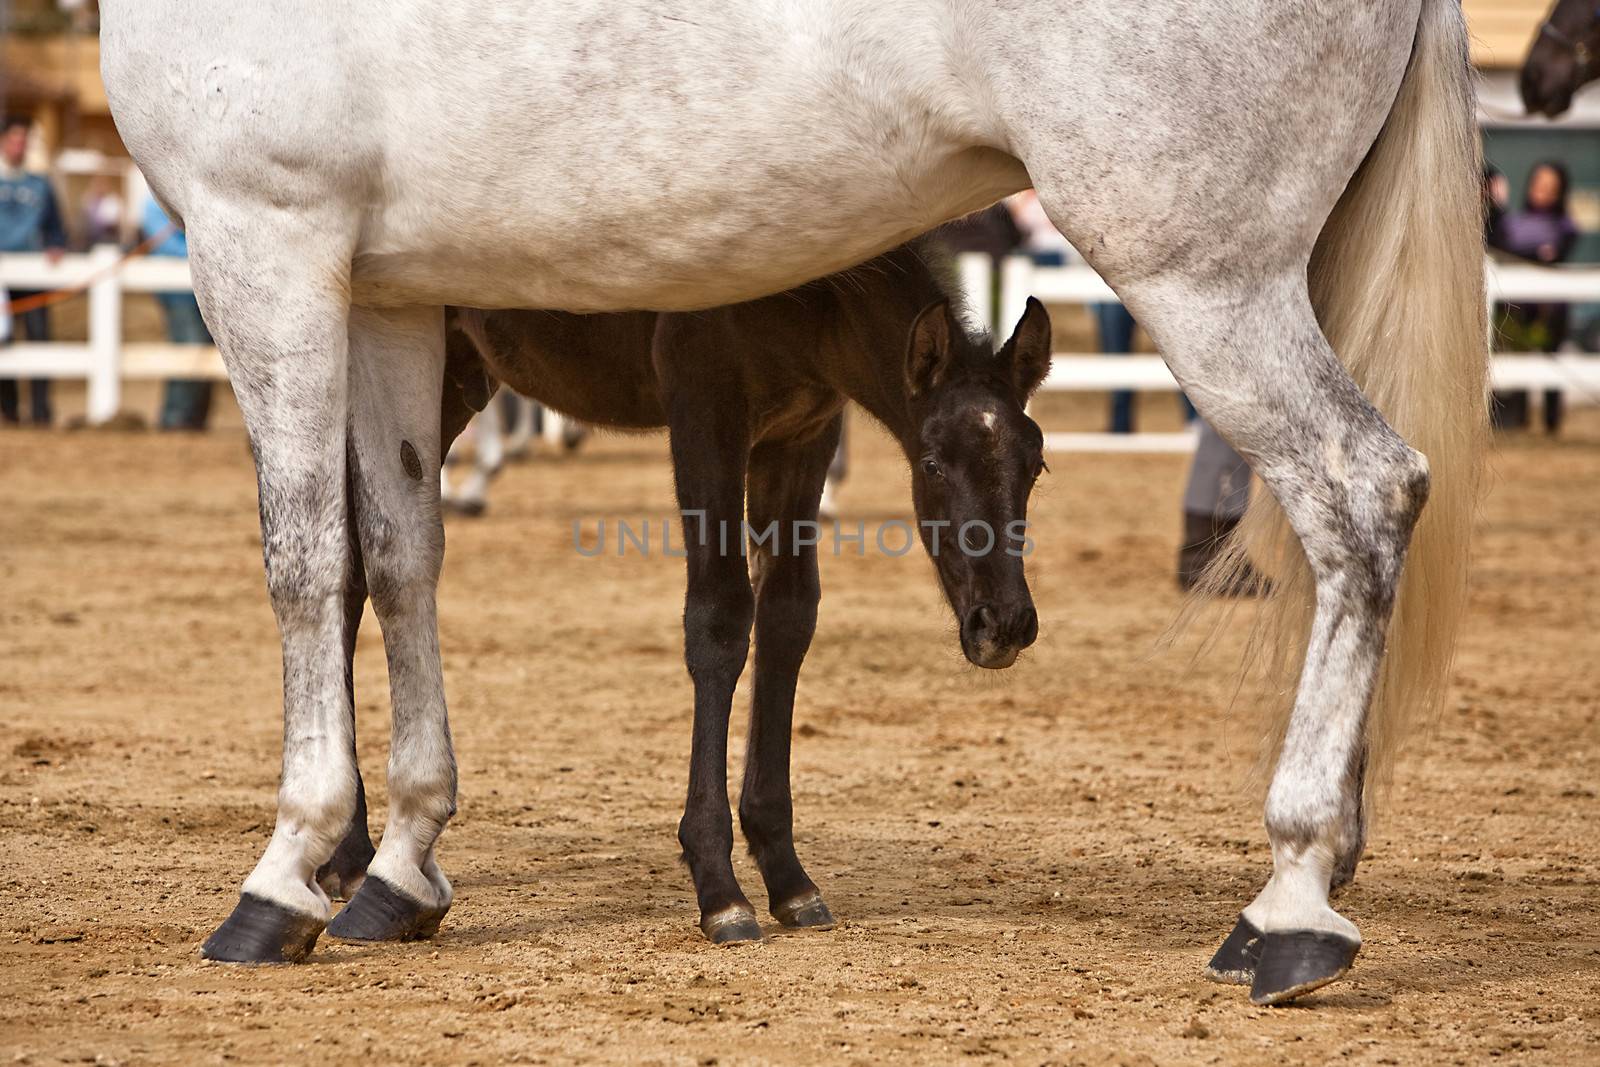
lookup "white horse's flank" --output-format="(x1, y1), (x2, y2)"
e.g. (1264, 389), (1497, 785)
(98, 0), (1485, 1003)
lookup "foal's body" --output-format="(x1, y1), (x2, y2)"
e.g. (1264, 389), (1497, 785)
(323, 244), (1051, 943)
(101, 0), (1488, 1002)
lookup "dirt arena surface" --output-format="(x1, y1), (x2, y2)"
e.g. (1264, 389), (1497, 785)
(2, 388), (1597, 1065)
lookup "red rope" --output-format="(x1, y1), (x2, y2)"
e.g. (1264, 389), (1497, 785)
(5, 224), (179, 315)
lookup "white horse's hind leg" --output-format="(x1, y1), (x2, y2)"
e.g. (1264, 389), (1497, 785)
(1124, 272), (1429, 1004)
(194, 220), (359, 964)
(326, 305), (456, 942)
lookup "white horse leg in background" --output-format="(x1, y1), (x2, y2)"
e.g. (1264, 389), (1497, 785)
(501, 394), (535, 460)
(441, 396), (505, 517)
(100, 0), (1485, 1003)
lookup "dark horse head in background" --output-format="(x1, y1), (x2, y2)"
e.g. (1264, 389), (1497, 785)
(1522, 0), (1600, 117)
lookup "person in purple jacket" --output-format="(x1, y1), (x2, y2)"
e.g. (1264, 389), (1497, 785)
(1492, 160), (1580, 434)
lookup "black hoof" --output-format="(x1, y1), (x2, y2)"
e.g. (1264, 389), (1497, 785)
(700, 905), (764, 945)
(1249, 929), (1361, 1005)
(773, 890), (836, 930)
(201, 894), (324, 964)
(326, 876), (447, 942)
(1203, 913), (1264, 985)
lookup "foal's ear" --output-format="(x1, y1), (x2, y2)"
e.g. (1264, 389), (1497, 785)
(1003, 296), (1053, 401)
(906, 300), (955, 397)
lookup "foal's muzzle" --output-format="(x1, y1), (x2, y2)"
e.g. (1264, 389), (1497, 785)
(960, 603), (1039, 669)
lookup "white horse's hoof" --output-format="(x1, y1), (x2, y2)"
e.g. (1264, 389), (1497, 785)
(1249, 929), (1360, 1005)
(327, 876), (447, 942)
(201, 894), (324, 964)
(1203, 913), (1263, 985)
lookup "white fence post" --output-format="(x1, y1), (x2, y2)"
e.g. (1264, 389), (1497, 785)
(956, 253), (994, 341)
(998, 255), (1033, 338)
(86, 244), (123, 424)
(541, 407), (566, 447)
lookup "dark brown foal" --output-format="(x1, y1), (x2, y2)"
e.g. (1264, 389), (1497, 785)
(326, 242), (1053, 946)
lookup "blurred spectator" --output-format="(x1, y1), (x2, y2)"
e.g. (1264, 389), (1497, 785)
(1177, 422), (1264, 595)
(938, 202), (1023, 264)
(1483, 164), (1509, 248)
(80, 175), (124, 248)
(0, 114), (66, 427)
(1493, 160), (1578, 434)
(1007, 191), (1072, 267)
(142, 196), (214, 430)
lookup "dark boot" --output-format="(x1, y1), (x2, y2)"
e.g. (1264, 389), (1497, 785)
(1178, 512), (1268, 597)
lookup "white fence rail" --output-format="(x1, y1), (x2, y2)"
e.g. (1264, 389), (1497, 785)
(963, 254), (1600, 452)
(3, 248), (1599, 445)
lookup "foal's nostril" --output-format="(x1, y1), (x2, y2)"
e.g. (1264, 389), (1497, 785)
(966, 604), (998, 639)
(1017, 607), (1039, 648)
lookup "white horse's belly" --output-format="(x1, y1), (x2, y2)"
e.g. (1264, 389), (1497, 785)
(96, 0), (1022, 312)
(351, 145), (1022, 311)
(340, 2), (1025, 310)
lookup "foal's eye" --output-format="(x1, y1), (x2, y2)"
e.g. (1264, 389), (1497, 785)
(921, 458), (943, 479)
(1032, 457), (1049, 480)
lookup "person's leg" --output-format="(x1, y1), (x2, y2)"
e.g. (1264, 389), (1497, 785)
(2, 290), (28, 423)
(1095, 302), (1136, 432)
(17, 302), (51, 426)
(1543, 389), (1563, 435)
(159, 295), (215, 430)
(1179, 419), (1264, 594)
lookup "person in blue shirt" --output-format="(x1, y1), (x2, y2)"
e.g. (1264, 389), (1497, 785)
(142, 196), (215, 429)
(1, 115), (67, 426)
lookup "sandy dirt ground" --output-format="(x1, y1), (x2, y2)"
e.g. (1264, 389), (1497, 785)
(2, 386), (1597, 1066)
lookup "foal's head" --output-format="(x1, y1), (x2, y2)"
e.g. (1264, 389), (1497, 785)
(903, 298), (1052, 669)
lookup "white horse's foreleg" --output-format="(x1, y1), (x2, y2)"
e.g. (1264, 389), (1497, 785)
(195, 219), (359, 964)
(325, 305), (457, 942)
(502, 394), (534, 459)
(1129, 273), (1428, 1003)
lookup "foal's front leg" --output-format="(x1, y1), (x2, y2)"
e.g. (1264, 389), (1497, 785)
(739, 422), (841, 930)
(660, 383), (760, 942)
(326, 306), (457, 942)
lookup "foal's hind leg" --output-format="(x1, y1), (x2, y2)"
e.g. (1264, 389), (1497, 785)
(326, 306), (456, 943)
(1125, 273), (1429, 1004)
(739, 418), (842, 930)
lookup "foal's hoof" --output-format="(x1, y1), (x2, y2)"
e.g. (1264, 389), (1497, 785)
(1202, 914), (1264, 985)
(327, 876), (447, 942)
(201, 894), (324, 964)
(1249, 929), (1361, 1005)
(773, 890), (836, 931)
(701, 904), (764, 945)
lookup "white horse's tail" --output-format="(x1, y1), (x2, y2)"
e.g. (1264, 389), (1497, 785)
(1204, 0), (1488, 816)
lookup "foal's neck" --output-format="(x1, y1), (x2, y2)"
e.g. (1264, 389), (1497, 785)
(820, 244), (960, 450)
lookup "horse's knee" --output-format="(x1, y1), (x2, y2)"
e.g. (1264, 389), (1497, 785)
(355, 483), (444, 621)
(386, 755), (458, 828)
(364, 543), (443, 620)
(683, 580), (754, 681)
(277, 765), (360, 853)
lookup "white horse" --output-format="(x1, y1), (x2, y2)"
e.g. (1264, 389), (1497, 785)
(99, 0), (1486, 1004)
